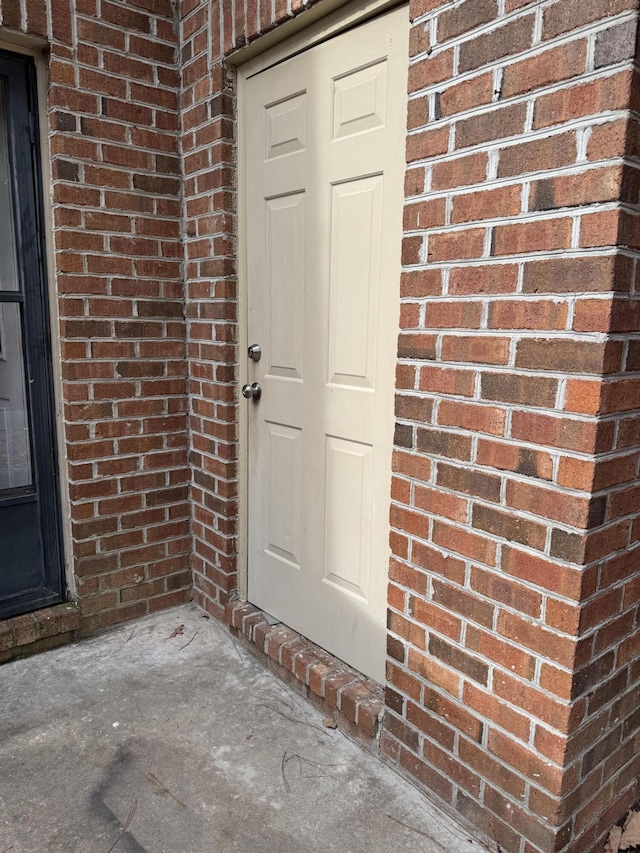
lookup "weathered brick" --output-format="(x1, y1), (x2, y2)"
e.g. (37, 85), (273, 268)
(437, 0), (497, 41)
(428, 228), (485, 262)
(416, 427), (473, 461)
(542, 0), (636, 41)
(413, 484), (468, 522)
(438, 72), (494, 118)
(481, 372), (558, 406)
(437, 461), (501, 501)
(432, 519), (497, 565)
(502, 39), (587, 98)
(408, 49), (454, 89)
(493, 217), (573, 255)
(532, 166), (623, 211)
(473, 503), (547, 550)
(515, 338), (612, 374)
(470, 567), (541, 618)
(431, 152), (488, 191)
(406, 126), (449, 161)
(438, 399), (505, 435)
(451, 185), (521, 223)
(534, 72), (632, 129)
(467, 625), (536, 680)
(441, 335), (510, 365)
(449, 264), (518, 294)
(456, 103), (527, 149)
(502, 546), (584, 599)
(429, 635), (489, 685)
(432, 579), (494, 627)
(476, 439), (554, 480)
(411, 540), (466, 585)
(498, 132), (577, 178)
(459, 15), (534, 73)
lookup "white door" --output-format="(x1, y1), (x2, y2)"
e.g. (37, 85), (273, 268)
(243, 6), (408, 683)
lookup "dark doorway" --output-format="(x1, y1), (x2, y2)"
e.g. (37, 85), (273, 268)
(0, 48), (64, 618)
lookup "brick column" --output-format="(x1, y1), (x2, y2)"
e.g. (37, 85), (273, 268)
(383, 1), (640, 851)
(180, 0), (239, 618)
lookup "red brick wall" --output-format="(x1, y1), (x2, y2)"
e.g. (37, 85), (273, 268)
(385, 1), (640, 851)
(0, 0), (191, 630)
(181, 34), (237, 620)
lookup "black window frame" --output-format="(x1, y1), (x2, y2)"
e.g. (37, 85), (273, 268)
(0, 47), (65, 618)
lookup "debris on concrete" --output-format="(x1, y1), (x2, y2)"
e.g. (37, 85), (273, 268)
(0, 604), (488, 853)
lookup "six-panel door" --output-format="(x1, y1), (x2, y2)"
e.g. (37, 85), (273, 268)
(244, 7), (409, 682)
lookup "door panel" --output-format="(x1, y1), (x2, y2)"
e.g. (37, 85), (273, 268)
(323, 435), (373, 599)
(265, 421), (303, 567)
(332, 59), (387, 140)
(0, 49), (64, 619)
(244, 7), (408, 682)
(328, 175), (383, 388)
(266, 193), (306, 380)
(265, 92), (307, 159)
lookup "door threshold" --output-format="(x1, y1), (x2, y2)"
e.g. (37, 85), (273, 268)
(225, 599), (385, 747)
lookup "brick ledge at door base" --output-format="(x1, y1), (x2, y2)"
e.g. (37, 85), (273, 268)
(226, 600), (385, 745)
(0, 602), (81, 664)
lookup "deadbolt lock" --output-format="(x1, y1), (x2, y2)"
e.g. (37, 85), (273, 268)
(248, 344), (262, 362)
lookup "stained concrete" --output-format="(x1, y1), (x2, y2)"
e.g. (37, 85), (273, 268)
(0, 604), (488, 853)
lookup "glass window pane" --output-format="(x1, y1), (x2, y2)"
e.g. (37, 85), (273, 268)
(0, 79), (19, 292)
(0, 303), (33, 489)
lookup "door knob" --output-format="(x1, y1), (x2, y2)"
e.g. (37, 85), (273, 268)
(248, 344), (262, 362)
(242, 382), (262, 401)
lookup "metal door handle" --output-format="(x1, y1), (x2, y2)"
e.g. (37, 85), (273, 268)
(242, 382), (262, 401)
(248, 344), (262, 362)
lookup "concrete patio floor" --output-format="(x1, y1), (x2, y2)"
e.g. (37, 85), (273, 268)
(0, 604), (489, 853)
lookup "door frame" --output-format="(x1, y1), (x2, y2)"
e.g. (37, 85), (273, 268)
(0, 37), (73, 609)
(234, 0), (406, 602)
